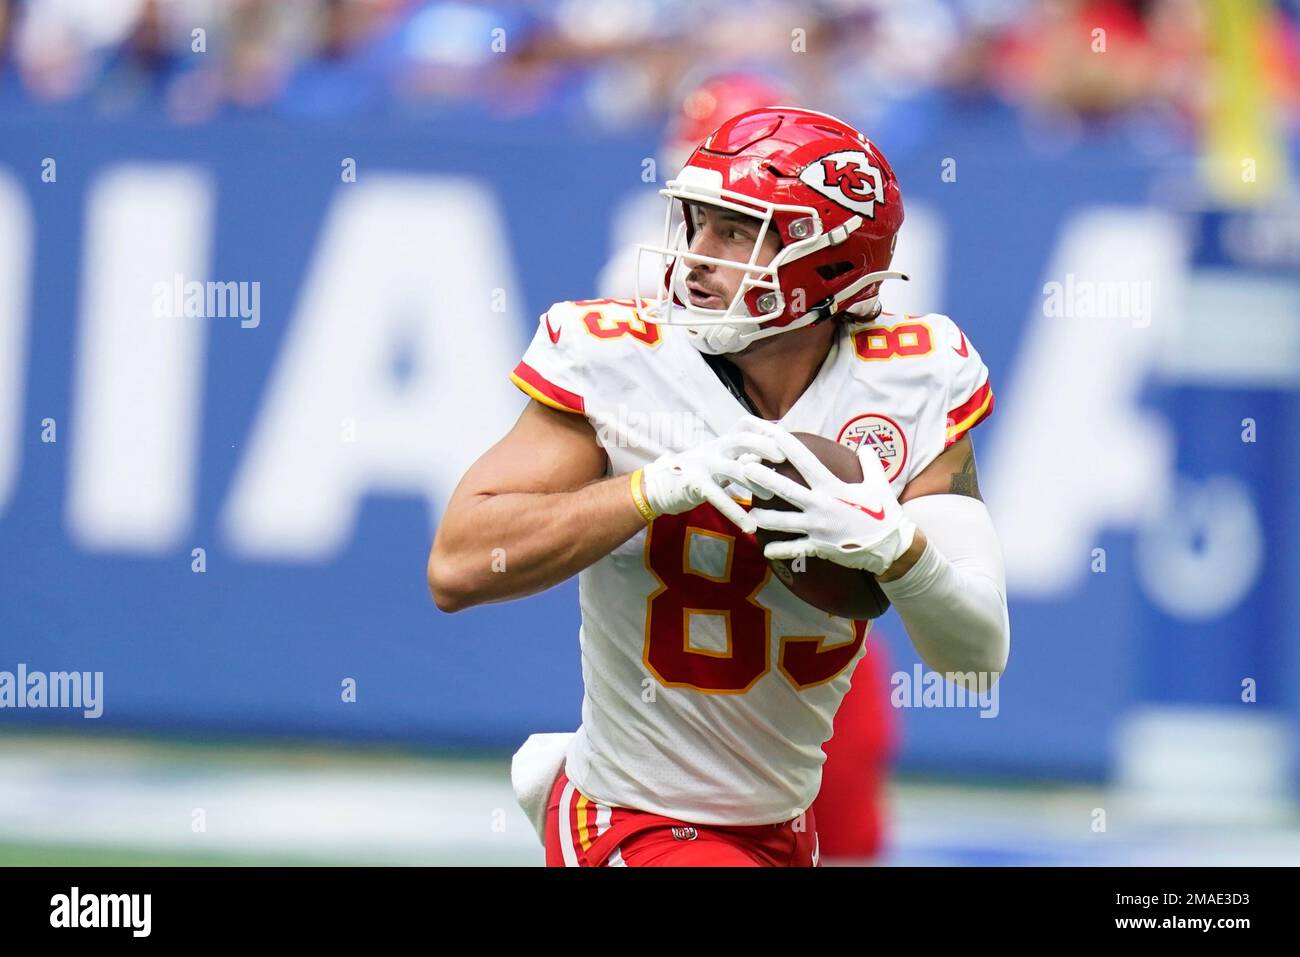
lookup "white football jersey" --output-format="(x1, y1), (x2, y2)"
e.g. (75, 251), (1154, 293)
(509, 298), (994, 825)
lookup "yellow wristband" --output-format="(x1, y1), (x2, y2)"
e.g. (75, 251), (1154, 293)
(629, 468), (656, 523)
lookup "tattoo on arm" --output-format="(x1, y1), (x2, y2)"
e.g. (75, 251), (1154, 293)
(949, 448), (982, 500)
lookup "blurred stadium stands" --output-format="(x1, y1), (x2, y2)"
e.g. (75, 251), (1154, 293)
(1, 0), (1296, 132)
(0, 0), (1298, 864)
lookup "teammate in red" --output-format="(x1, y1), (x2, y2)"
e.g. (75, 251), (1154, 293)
(430, 107), (1009, 867)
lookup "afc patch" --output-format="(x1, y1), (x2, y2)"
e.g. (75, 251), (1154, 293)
(836, 413), (908, 484)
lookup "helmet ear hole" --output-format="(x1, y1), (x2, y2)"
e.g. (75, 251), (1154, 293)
(815, 261), (854, 281)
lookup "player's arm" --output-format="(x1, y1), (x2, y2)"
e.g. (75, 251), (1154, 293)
(429, 400), (784, 612)
(897, 433), (981, 503)
(875, 434), (1009, 682)
(427, 399), (646, 613)
(876, 433), (981, 577)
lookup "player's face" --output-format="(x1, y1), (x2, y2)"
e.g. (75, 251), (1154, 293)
(683, 203), (781, 311)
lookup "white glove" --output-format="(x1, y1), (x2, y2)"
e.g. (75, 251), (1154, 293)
(740, 420), (916, 575)
(639, 417), (788, 534)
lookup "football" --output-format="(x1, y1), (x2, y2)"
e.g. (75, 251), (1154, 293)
(754, 432), (892, 621)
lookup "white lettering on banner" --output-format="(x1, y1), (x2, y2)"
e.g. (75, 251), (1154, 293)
(981, 208), (1186, 595)
(66, 165), (214, 552)
(221, 176), (526, 559)
(5, 162), (1207, 586)
(0, 170), (32, 516)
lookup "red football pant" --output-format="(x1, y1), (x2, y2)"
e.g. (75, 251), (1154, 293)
(544, 770), (819, 867)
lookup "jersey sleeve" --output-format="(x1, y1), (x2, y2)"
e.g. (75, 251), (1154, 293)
(937, 316), (995, 447)
(509, 302), (591, 415)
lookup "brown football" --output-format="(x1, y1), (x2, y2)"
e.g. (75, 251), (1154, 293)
(754, 432), (892, 621)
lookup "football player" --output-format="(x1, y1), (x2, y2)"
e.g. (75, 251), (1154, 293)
(428, 107), (1009, 867)
(600, 73), (902, 864)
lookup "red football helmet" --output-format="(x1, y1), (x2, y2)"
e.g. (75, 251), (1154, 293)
(637, 107), (907, 355)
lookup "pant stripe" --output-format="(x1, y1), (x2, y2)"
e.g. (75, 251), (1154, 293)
(575, 793), (592, 851)
(558, 781), (580, 867)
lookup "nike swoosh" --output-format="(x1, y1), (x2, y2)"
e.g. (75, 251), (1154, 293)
(953, 330), (969, 357)
(544, 314), (562, 344)
(836, 497), (886, 520)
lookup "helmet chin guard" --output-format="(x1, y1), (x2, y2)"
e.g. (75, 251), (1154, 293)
(684, 317), (758, 356)
(632, 108), (908, 355)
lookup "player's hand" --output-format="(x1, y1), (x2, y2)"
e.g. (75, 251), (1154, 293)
(640, 419), (787, 534)
(739, 420), (916, 575)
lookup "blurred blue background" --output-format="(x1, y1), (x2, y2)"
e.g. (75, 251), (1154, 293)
(0, 0), (1297, 864)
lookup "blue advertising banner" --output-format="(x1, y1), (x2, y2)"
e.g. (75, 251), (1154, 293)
(0, 108), (1294, 783)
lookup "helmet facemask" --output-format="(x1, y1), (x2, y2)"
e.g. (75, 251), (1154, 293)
(636, 168), (825, 355)
(635, 165), (906, 355)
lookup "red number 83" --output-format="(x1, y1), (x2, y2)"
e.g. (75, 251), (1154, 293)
(641, 502), (869, 694)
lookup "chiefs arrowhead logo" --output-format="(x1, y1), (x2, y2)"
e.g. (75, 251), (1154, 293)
(800, 150), (885, 219)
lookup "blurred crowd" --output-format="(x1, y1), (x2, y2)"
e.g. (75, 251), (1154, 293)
(0, 0), (1296, 142)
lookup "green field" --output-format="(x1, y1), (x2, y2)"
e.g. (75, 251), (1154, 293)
(3, 731), (1298, 867)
